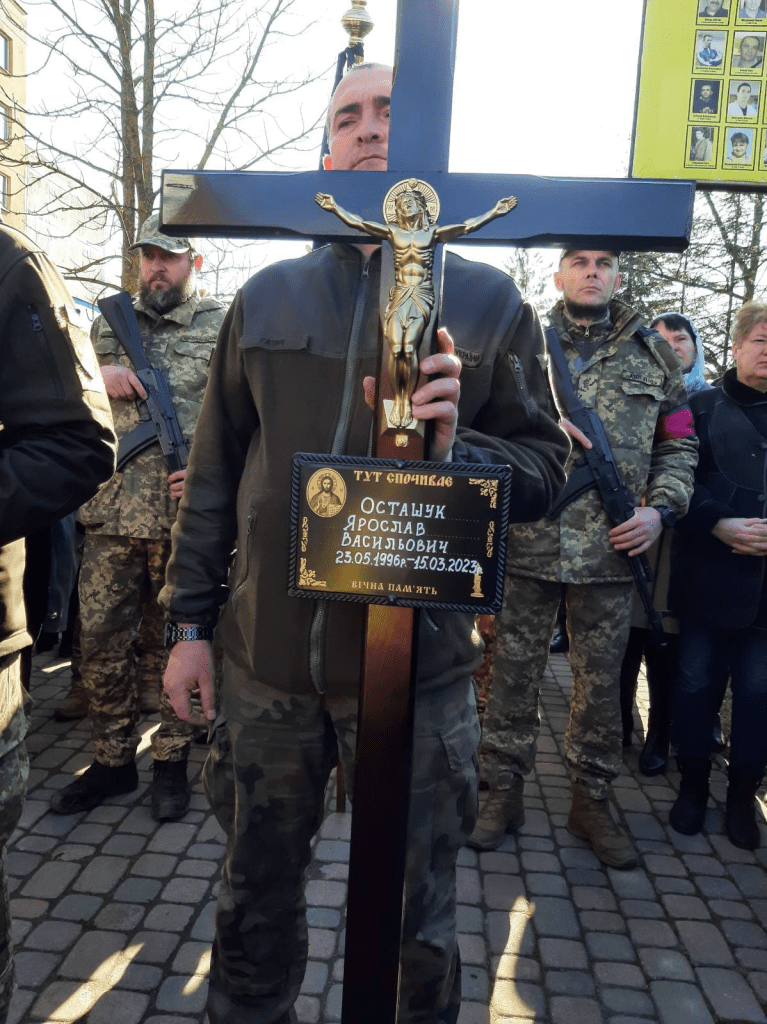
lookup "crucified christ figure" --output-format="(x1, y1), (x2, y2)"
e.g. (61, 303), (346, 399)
(316, 182), (517, 428)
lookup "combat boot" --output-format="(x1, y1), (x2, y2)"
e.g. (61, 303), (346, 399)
(53, 682), (89, 721)
(466, 775), (524, 850)
(50, 760), (138, 814)
(669, 757), (710, 836)
(726, 768), (763, 851)
(566, 780), (638, 870)
(151, 759), (190, 821)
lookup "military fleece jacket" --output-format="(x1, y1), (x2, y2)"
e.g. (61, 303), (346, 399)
(79, 291), (224, 539)
(507, 298), (699, 584)
(161, 243), (569, 707)
(0, 224), (116, 751)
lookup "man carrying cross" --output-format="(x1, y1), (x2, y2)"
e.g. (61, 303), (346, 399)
(160, 62), (567, 1023)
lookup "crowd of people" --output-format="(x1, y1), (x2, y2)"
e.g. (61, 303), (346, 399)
(2, 59), (767, 1024)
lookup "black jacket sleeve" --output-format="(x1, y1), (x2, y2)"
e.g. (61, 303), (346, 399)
(0, 235), (116, 545)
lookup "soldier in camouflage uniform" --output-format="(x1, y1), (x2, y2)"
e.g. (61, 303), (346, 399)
(0, 217), (115, 1023)
(469, 249), (698, 869)
(51, 216), (224, 821)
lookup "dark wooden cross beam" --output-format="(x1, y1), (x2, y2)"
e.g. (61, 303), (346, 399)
(160, 3), (694, 250)
(161, 4), (695, 1023)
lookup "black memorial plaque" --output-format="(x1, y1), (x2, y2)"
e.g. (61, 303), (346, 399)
(289, 453), (512, 613)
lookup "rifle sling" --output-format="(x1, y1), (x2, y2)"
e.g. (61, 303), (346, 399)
(545, 325), (588, 417)
(545, 326), (602, 518)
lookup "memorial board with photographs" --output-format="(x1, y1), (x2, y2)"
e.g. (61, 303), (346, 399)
(633, 0), (767, 184)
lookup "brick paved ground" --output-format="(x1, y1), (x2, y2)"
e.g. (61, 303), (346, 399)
(7, 651), (767, 1023)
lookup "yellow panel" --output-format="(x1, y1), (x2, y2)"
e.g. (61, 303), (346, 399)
(632, 0), (767, 185)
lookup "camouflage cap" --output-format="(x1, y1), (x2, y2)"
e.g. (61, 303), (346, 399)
(128, 214), (196, 254)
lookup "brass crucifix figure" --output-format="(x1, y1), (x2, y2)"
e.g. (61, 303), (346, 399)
(316, 178), (517, 428)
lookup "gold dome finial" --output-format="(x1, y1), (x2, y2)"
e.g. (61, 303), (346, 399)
(341, 1), (374, 60)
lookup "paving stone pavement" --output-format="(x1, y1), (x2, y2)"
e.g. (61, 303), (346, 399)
(7, 651), (767, 1023)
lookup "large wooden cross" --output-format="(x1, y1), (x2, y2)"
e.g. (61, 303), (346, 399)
(161, 3), (694, 1023)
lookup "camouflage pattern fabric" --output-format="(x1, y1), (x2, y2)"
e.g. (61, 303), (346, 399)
(202, 660), (478, 1024)
(0, 654), (28, 1024)
(79, 534), (193, 765)
(480, 574), (634, 800)
(79, 291), (224, 539)
(69, 614), (82, 689)
(473, 614), (496, 719)
(0, 649), (26, 761)
(507, 299), (698, 584)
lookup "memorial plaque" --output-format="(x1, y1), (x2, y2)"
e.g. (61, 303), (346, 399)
(289, 453), (512, 613)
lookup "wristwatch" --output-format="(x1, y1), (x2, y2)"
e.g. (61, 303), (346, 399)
(164, 623), (213, 649)
(652, 505), (677, 529)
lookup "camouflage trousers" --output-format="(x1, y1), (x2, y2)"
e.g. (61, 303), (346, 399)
(473, 614), (496, 718)
(0, 655), (28, 1024)
(203, 660), (479, 1024)
(79, 533), (193, 766)
(480, 575), (634, 800)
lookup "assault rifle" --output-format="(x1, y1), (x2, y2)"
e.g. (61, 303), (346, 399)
(545, 326), (667, 648)
(98, 291), (190, 473)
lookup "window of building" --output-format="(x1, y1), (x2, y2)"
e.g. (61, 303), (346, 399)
(0, 34), (9, 73)
(0, 173), (9, 209)
(0, 104), (9, 140)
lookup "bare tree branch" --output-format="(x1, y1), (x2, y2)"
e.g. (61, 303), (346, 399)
(6, 0), (330, 292)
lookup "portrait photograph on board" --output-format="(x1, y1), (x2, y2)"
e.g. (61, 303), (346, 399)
(691, 78), (722, 115)
(687, 125), (717, 164)
(698, 0), (729, 19)
(724, 125), (755, 165)
(695, 30), (727, 68)
(731, 31), (766, 68)
(727, 78), (761, 117)
(736, 0), (767, 23)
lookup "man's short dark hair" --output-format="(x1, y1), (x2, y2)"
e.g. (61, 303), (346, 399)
(651, 313), (695, 340)
(732, 131), (749, 144)
(737, 82), (752, 92)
